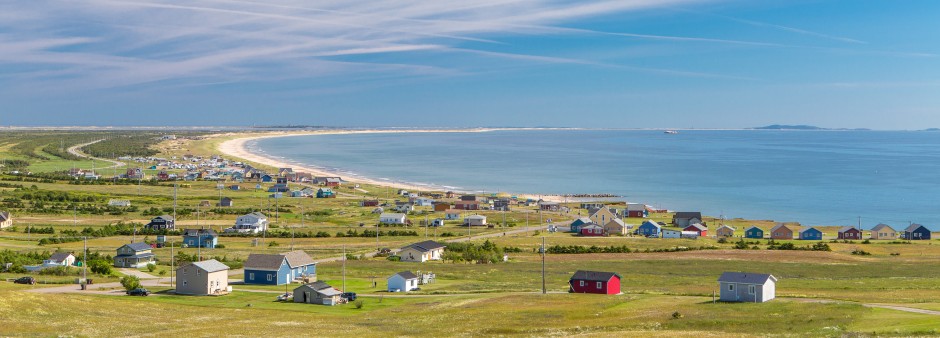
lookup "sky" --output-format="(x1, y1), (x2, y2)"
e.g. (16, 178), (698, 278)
(0, 0), (938, 129)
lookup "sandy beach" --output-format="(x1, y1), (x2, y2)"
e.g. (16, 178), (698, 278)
(215, 129), (577, 203)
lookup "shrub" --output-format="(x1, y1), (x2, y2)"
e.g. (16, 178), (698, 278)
(717, 237), (727, 244)
(120, 275), (141, 291)
(862, 239), (871, 244)
(354, 300), (364, 309)
(214, 244), (226, 249)
(386, 256), (401, 262)
(38, 266), (74, 276)
(851, 249), (871, 256)
(90, 261), (113, 275)
(146, 263), (156, 272)
(672, 311), (683, 319)
(268, 241), (279, 247)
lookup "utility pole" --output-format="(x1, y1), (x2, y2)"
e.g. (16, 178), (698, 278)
(541, 236), (546, 294)
(173, 182), (178, 223)
(375, 221), (379, 251)
(82, 236), (87, 284)
(73, 204), (77, 226)
(342, 245), (347, 292)
(171, 241), (175, 287)
(425, 214), (428, 238)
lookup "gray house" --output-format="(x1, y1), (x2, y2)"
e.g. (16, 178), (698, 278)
(293, 281), (342, 306)
(717, 272), (777, 303)
(175, 259), (230, 296)
(114, 243), (156, 268)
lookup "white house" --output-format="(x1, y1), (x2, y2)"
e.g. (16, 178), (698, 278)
(388, 271), (419, 292)
(0, 211), (11, 229)
(228, 212), (269, 233)
(662, 229), (681, 239)
(44, 252), (75, 267)
(414, 198), (434, 207)
(717, 272), (777, 303)
(108, 199), (131, 207)
(444, 210), (461, 220)
(380, 213), (407, 225)
(395, 203), (415, 213)
(399, 240), (446, 262)
(464, 215), (487, 227)
(176, 259), (230, 296)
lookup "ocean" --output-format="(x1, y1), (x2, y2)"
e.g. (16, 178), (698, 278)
(250, 129), (940, 229)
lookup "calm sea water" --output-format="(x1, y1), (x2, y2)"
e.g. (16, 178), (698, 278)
(251, 130), (940, 229)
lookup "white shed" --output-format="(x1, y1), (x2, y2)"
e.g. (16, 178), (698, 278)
(388, 271), (419, 292)
(717, 272), (777, 303)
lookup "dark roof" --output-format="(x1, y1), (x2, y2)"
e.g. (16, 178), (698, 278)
(905, 224), (928, 232)
(393, 271), (418, 279)
(183, 228), (218, 237)
(403, 240), (446, 252)
(673, 212), (702, 220)
(114, 253), (156, 259)
(0, 211), (11, 222)
(282, 250), (316, 268)
(307, 281), (332, 291)
(570, 270), (621, 282)
(153, 215), (174, 221)
(770, 224), (792, 232)
(838, 226), (859, 233)
(244, 253), (286, 271)
(745, 225), (762, 232)
(48, 252), (73, 262)
(871, 223), (895, 232)
(717, 272), (776, 284)
(123, 242), (152, 252)
(685, 223), (707, 231)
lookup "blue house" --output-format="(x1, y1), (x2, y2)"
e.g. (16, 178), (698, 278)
(244, 250), (317, 285)
(569, 217), (591, 233)
(316, 188), (335, 198)
(798, 227), (823, 240)
(744, 226), (764, 239)
(636, 220), (661, 238)
(261, 174), (273, 183)
(902, 224), (931, 240)
(183, 228), (218, 249)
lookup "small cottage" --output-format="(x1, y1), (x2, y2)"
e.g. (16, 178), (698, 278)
(44, 252), (75, 267)
(293, 281), (342, 306)
(0, 211), (12, 229)
(902, 224), (931, 240)
(359, 200), (379, 207)
(625, 203), (647, 218)
(444, 210), (461, 220)
(316, 188), (335, 198)
(870, 223), (897, 240)
(380, 213), (407, 225)
(716, 225), (735, 238)
(769, 224), (794, 240)
(464, 215), (487, 227)
(662, 229), (681, 239)
(114, 242), (156, 268)
(569, 270), (621, 295)
(798, 227), (823, 240)
(145, 215), (175, 230)
(539, 202), (560, 212)
(217, 197), (234, 207)
(636, 220), (661, 237)
(175, 259), (230, 296)
(579, 224), (604, 237)
(603, 219), (627, 236)
(243, 250), (317, 285)
(744, 226), (764, 239)
(837, 226), (862, 240)
(399, 240), (446, 262)
(683, 223), (708, 237)
(433, 203), (451, 212)
(672, 212), (703, 227)
(718, 272), (777, 303)
(569, 217), (592, 233)
(454, 201), (480, 210)
(183, 228), (219, 249)
(388, 271), (419, 292)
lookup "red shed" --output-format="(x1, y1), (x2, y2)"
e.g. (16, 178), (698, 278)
(683, 223), (708, 237)
(579, 224), (605, 237)
(837, 226), (862, 240)
(569, 270), (621, 295)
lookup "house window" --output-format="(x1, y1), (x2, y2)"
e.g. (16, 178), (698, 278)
(579, 281), (584, 287)
(748, 285), (755, 295)
(267, 274), (272, 282)
(596, 282), (602, 289)
(728, 284), (734, 291)
(249, 273), (254, 280)
(197, 269), (201, 276)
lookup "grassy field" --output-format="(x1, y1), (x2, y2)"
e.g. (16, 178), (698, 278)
(0, 131), (939, 336)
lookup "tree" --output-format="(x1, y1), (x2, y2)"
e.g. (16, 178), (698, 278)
(120, 275), (141, 291)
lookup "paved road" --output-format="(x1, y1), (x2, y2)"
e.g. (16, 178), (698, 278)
(26, 277), (170, 295)
(67, 139), (125, 169)
(119, 268), (159, 279)
(863, 304), (940, 316)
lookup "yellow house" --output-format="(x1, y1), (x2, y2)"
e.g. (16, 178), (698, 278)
(589, 207), (617, 225)
(716, 225), (735, 238)
(603, 219), (627, 236)
(870, 224), (897, 240)
(0, 211), (11, 229)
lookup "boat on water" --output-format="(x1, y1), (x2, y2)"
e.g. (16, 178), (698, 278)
(664, 130), (679, 134)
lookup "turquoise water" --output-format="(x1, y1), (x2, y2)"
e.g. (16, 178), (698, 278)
(251, 130), (940, 228)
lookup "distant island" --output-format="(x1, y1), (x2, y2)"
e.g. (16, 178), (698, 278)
(922, 128), (940, 132)
(752, 125), (871, 131)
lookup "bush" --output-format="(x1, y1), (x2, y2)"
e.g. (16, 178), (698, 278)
(717, 237), (727, 244)
(90, 261), (113, 275)
(120, 275), (141, 291)
(214, 244), (226, 249)
(672, 311), (683, 319)
(146, 263), (156, 272)
(268, 241), (279, 247)
(38, 266), (74, 276)
(386, 256), (401, 262)
(354, 300), (364, 309)
(852, 249), (872, 256)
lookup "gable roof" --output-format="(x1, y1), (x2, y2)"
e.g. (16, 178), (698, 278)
(404, 240), (445, 252)
(380, 213), (406, 219)
(244, 253), (286, 271)
(685, 223), (707, 231)
(466, 215), (486, 220)
(570, 270), (621, 282)
(282, 250), (316, 268)
(589, 206), (612, 217)
(745, 225), (762, 232)
(571, 217), (591, 225)
(392, 271), (417, 280)
(0, 211), (9, 222)
(605, 219), (626, 227)
(717, 225), (735, 231)
(770, 224), (792, 232)
(307, 281), (331, 291)
(905, 224), (928, 232)
(799, 227), (821, 234)
(190, 259), (230, 273)
(673, 212), (702, 220)
(48, 252), (73, 262)
(641, 220), (661, 228)
(152, 215), (174, 222)
(718, 272), (777, 284)
(580, 224), (603, 230)
(183, 228), (218, 237)
(838, 226), (859, 233)
(122, 242), (152, 252)
(871, 223), (895, 232)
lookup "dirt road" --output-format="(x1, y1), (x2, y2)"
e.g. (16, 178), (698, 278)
(67, 139), (125, 169)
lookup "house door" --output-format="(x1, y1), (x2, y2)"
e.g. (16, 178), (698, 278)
(304, 292), (309, 303)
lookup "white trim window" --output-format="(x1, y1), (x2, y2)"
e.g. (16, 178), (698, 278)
(267, 274), (273, 282)
(579, 281), (584, 287)
(249, 273), (254, 280)
(596, 282), (602, 289)
(748, 285), (755, 295)
(728, 284), (735, 291)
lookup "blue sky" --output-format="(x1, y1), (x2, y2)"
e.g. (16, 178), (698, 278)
(1, 0), (938, 129)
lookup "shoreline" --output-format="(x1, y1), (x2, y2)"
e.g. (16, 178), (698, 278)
(215, 129), (583, 203)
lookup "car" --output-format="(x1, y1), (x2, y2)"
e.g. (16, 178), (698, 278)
(126, 288), (150, 296)
(342, 292), (357, 302)
(276, 292), (292, 302)
(13, 277), (36, 285)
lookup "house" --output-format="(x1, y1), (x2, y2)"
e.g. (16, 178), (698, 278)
(569, 270), (621, 295)
(157, 171), (170, 181)
(125, 168), (143, 179)
(464, 215), (487, 227)
(44, 252), (76, 267)
(454, 201), (480, 210)
(539, 202), (560, 212)
(324, 177), (342, 187)
(662, 229), (681, 239)
(444, 210), (461, 220)
(316, 188), (336, 198)
(399, 240), (446, 262)
(431, 218), (445, 227)
(244, 250), (317, 285)
(433, 202), (451, 212)
(683, 223), (708, 237)
(230, 212), (268, 234)
(199, 200), (212, 207)
(293, 281), (342, 305)
(460, 195), (479, 201)
(0, 211), (12, 229)
(217, 197), (234, 207)
(744, 226), (764, 239)
(589, 207), (617, 225)
(681, 231), (701, 239)
(580, 224), (605, 237)
(183, 228), (218, 249)
(395, 202), (415, 213)
(580, 202), (605, 210)
(716, 225), (735, 238)
(603, 219), (627, 236)
(229, 185), (241, 191)
(569, 217), (592, 233)
(380, 213), (407, 225)
(360, 200), (380, 207)
(625, 203), (648, 218)
(493, 198), (512, 211)
(769, 223), (794, 240)
(114, 242), (156, 268)
(902, 224), (931, 240)
(717, 272), (777, 303)
(798, 227), (823, 240)
(636, 220), (661, 237)
(870, 223), (897, 240)
(445, 191), (455, 198)
(145, 215), (175, 230)
(414, 198), (434, 207)
(837, 226), (862, 240)
(175, 259), (230, 296)
(108, 199), (131, 207)
(260, 174), (273, 182)
(672, 212), (703, 227)
(388, 271), (419, 292)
